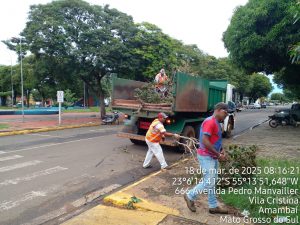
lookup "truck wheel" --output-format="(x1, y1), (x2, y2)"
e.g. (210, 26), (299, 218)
(130, 139), (146, 145)
(269, 119), (278, 128)
(179, 126), (196, 153)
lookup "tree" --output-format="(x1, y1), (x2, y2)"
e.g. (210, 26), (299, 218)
(4, 0), (138, 117)
(247, 73), (273, 101)
(290, 0), (300, 63)
(270, 92), (285, 101)
(223, 0), (300, 97)
(129, 22), (184, 81)
(63, 89), (77, 108)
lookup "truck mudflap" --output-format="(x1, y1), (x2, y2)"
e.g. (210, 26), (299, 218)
(117, 132), (178, 147)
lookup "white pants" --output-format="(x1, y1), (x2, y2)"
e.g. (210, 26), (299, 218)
(143, 139), (168, 169)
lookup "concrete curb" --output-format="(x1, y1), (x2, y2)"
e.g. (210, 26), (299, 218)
(103, 158), (188, 213)
(62, 158), (189, 225)
(233, 119), (269, 139)
(0, 122), (101, 137)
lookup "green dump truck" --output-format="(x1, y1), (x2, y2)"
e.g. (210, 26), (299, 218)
(112, 72), (235, 149)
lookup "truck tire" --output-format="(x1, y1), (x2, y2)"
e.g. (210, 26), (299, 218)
(179, 126), (196, 153)
(130, 139), (146, 145)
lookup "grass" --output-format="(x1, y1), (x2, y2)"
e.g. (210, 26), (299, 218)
(0, 106), (15, 110)
(220, 158), (300, 224)
(0, 124), (9, 130)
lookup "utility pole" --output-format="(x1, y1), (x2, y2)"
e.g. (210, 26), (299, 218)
(20, 38), (24, 122)
(10, 58), (14, 108)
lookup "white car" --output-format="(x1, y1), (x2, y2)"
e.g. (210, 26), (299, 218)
(247, 103), (261, 109)
(253, 103), (261, 109)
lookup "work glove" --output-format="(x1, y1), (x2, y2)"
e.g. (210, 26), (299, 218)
(173, 134), (180, 139)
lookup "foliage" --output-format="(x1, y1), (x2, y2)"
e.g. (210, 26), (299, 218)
(126, 196), (142, 210)
(219, 145), (257, 187)
(1, 0), (257, 108)
(134, 82), (173, 104)
(63, 89), (77, 107)
(223, 0), (300, 97)
(290, 0), (300, 63)
(0, 91), (12, 97)
(270, 92), (285, 101)
(247, 73), (273, 101)
(5, 0), (138, 117)
(283, 88), (299, 101)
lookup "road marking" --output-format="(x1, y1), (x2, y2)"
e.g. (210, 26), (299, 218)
(21, 184), (122, 225)
(89, 127), (119, 132)
(0, 151), (7, 154)
(0, 136), (105, 155)
(27, 133), (64, 138)
(0, 185), (59, 212)
(0, 166), (68, 187)
(0, 155), (23, 162)
(0, 160), (42, 173)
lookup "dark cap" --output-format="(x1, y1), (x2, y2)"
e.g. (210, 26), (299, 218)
(214, 102), (229, 112)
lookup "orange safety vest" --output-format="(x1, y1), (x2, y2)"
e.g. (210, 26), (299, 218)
(145, 119), (165, 143)
(155, 73), (168, 88)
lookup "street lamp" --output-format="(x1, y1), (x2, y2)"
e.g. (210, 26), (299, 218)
(13, 37), (25, 122)
(10, 57), (14, 108)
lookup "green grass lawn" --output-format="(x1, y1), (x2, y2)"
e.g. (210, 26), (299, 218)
(0, 124), (10, 129)
(220, 158), (300, 224)
(0, 106), (15, 110)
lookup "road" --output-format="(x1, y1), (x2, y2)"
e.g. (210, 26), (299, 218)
(0, 108), (274, 225)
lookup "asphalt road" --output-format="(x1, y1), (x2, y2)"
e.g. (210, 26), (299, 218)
(0, 108), (274, 225)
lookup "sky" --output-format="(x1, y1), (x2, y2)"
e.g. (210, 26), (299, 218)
(0, 0), (282, 93)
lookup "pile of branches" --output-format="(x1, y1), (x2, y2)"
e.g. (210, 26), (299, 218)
(219, 145), (257, 187)
(134, 81), (173, 104)
(175, 137), (258, 188)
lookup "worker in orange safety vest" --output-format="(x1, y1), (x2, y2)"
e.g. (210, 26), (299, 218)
(143, 112), (180, 171)
(155, 69), (169, 93)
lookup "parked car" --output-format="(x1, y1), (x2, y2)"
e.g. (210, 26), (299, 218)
(261, 103), (267, 108)
(247, 103), (261, 109)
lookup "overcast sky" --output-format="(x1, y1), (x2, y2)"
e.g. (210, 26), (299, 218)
(0, 0), (282, 93)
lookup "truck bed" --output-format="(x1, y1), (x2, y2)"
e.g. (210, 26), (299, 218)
(113, 99), (172, 112)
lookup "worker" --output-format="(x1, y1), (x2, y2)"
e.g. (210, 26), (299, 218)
(184, 102), (229, 214)
(155, 69), (169, 93)
(143, 112), (179, 170)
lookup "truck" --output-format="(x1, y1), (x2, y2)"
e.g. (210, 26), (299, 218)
(112, 72), (235, 150)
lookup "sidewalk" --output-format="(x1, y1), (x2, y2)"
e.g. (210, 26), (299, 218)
(62, 157), (245, 225)
(227, 122), (300, 159)
(0, 113), (101, 135)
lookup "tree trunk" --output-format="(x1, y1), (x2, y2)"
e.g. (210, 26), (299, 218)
(99, 88), (106, 119)
(26, 92), (30, 108)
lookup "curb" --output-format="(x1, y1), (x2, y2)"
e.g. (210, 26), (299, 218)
(62, 158), (189, 225)
(0, 122), (101, 137)
(233, 119), (269, 139)
(103, 158), (189, 213)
